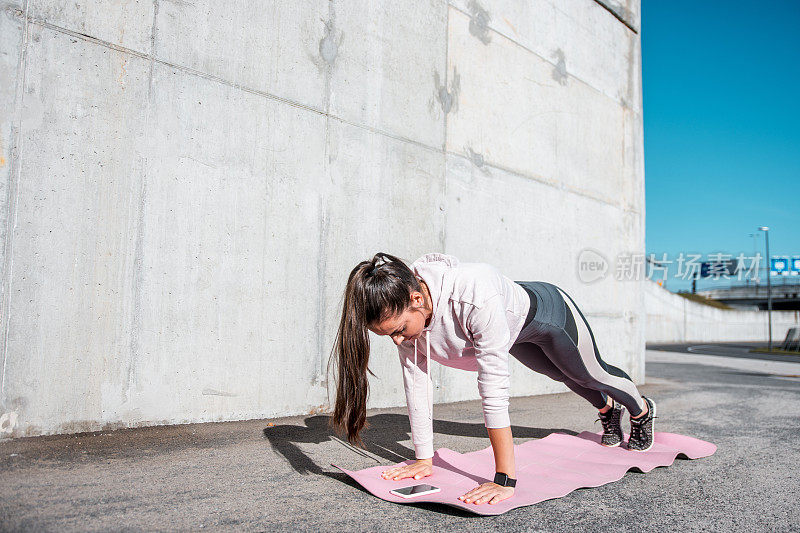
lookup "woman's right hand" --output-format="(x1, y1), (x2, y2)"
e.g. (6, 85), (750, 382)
(381, 458), (433, 481)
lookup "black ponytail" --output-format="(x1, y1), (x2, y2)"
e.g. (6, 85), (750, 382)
(327, 252), (422, 446)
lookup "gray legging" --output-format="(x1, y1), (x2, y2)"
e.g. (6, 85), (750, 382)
(512, 281), (645, 417)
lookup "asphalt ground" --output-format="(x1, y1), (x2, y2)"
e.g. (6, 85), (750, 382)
(1, 346), (799, 531)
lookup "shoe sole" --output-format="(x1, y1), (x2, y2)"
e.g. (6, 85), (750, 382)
(629, 397), (656, 452)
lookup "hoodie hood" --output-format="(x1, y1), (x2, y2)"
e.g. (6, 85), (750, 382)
(410, 252), (460, 333)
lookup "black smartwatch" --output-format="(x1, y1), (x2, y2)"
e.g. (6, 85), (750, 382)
(493, 472), (517, 487)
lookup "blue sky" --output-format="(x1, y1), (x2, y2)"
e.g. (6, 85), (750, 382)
(641, 0), (799, 291)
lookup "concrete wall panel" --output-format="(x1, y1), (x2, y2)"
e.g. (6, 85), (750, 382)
(449, 0), (640, 112)
(446, 6), (627, 209)
(2, 25), (151, 436)
(128, 63), (329, 425)
(155, 0), (328, 112)
(30, 0), (154, 54)
(328, 0), (448, 148)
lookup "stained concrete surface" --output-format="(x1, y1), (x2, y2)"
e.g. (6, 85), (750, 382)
(1, 348), (798, 531)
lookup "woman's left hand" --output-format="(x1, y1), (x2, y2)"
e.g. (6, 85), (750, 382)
(458, 482), (514, 505)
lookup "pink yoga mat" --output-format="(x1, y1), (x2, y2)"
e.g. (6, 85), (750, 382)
(333, 431), (716, 516)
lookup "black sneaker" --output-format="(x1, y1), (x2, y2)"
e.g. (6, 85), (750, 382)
(597, 401), (624, 447)
(627, 396), (657, 451)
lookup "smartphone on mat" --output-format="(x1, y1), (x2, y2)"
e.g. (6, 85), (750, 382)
(389, 484), (441, 498)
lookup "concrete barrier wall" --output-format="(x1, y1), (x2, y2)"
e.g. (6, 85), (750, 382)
(0, 0), (644, 438)
(645, 280), (800, 344)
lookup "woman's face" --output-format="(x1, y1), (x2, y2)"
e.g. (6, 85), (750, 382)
(367, 289), (429, 346)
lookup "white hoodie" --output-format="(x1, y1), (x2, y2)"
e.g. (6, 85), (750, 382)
(397, 253), (531, 459)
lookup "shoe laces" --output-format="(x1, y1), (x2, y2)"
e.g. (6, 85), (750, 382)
(595, 406), (622, 433)
(630, 418), (643, 440)
(629, 411), (658, 440)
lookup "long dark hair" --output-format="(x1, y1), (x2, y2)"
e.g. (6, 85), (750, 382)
(327, 252), (422, 447)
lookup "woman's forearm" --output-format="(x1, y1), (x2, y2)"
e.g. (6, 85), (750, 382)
(487, 426), (515, 478)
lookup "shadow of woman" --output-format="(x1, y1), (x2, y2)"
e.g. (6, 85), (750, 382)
(262, 413), (577, 476)
(262, 414), (578, 517)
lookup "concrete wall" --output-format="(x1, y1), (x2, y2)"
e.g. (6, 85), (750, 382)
(0, 0), (644, 439)
(645, 280), (800, 344)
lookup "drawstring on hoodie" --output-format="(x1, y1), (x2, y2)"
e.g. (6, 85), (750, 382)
(412, 330), (431, 422)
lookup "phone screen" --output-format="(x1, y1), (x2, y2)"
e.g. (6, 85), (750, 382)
(389, 484), (441, 498)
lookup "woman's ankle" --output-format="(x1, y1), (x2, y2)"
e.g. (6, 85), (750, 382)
(598, 398), (614, 414)
(631, 398), (649, 419)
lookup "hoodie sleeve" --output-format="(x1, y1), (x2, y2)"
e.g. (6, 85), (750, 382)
(466, 293), (512, 429)
(397, 340), (434, 460)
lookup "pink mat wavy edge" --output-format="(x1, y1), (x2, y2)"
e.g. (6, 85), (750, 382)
(332, 431), (717, 516)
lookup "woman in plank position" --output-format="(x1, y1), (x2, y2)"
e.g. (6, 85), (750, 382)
(330, 252), (655, 506)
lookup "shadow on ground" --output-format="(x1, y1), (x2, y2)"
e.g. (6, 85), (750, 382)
(262, 413), (577, 477)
